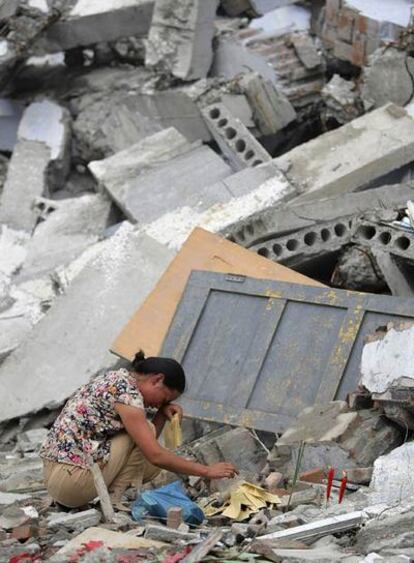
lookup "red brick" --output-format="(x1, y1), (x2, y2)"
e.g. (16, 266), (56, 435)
(334, 39), (354, 62)
(322, 22), (338, 46)
(11, 525), (36, 541)
(325, 0), (340, 27)
(351, 32), (367, 67)
(337, 8), (356, 42)
(299, 468), (325, 484)
(356, 14), (379, 37)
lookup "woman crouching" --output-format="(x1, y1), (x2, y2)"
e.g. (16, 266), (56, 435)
(40, 351), (237, 509)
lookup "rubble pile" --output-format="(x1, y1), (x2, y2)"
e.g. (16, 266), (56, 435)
(2, 0), (414, 561)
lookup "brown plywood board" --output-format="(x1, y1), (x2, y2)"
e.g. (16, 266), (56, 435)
(111, 227), (324, 360)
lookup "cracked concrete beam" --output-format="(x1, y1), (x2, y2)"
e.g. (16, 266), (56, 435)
(145, 0), (218, 80)
(35, 0), (154, 52)
(277, 103), (414, 202)
(0, 100), (71, 232)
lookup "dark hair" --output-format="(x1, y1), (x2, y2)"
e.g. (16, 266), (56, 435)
(132, 350), (186, 394)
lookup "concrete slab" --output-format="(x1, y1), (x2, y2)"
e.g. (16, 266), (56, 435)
(0, 276), (57, 363)
(74, 91), (210, 161)
(18, 194), (112, 281)
(269, 406), (402, 476)
(277, 104), (414, 201)
(38, 0), (154, 52)
(92, 134), (232, 224)
(362, 48), (414, 110)
(370, 442), (414, 504)
(0, 100), (71, 232)
(89, 128), (194, 195)
(277, 402), (358, 445)
(360, 323), (414, 394)
(226, 182), (414, 249)
(0, 225), (174, 422)
(143, 166), (296, 250)
(111, 227), (323, 360)
(145, 0), (218, 80)
(238, 72), (296, 135)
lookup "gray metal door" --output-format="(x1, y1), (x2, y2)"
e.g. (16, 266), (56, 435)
(161, 271), (414, 432)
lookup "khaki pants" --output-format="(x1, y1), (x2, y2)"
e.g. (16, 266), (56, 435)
(43, 432), (160, 508)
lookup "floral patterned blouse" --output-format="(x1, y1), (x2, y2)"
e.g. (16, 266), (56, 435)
(40, 369), (144, 468)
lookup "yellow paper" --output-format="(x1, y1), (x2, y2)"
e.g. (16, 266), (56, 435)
(164, 413), (182, 450)
(204, 481), (281, 522)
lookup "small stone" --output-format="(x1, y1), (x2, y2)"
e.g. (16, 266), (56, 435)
(144, 523), (199, 543)
(0, 506), (33, 530)
(264, 472), (284, 491)
(47, 508), (101, 531)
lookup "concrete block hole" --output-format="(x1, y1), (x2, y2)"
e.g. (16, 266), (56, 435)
(225, 127), (237, 139)
(356, 225), (376, 240)
(395, 236), (411, 250)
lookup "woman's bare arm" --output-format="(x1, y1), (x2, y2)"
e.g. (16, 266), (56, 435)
(115, 403), (237, 479)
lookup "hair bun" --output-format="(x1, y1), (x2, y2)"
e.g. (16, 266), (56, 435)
(133, 350), (145, 363)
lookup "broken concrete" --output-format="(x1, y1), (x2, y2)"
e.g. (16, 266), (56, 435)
(268, 403), (402, 477)
(362, 48), (414, 110)
(191, 427), (268, 476)
(352, 217), (414, 265)
(333, 246), (387, 293)
(36, 0), (154, 53)
(0, 492), (31, 507)
(249, 217), (353, 267)
(89, 128), (232, 225)
(18, 194), (112, 281)
(202, 102), (271, 171)
(226, 182), (414, 249)
(238, 72), (297, 135)
(143, 165), (296, 250)
(360, 323), (414, 394)
(276, 104), (414, 202)
(145, 0), (218, 80)
(0, 100), (71, 232)
(0, 456), (44, 493)
(89, 127), (193, 187)
(369, 442), (414, 505)
(0, 225), (174, 422)
(322, 74), (362, 124)
(0, 1), (67, 90)
(47, 509), (101, 530)
(73, 91), (210, 161)
(212, 8), (325, 110)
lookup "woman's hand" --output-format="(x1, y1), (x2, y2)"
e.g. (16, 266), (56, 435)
(160, 403), (183, 422)
(205, 462), (238, 479)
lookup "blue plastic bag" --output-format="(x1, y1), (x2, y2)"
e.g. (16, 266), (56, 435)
(131, 481), (204, 526)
